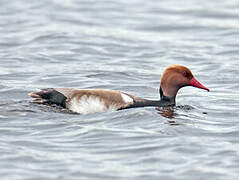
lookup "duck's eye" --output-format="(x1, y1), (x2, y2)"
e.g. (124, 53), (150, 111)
(182, 71), (188, 77)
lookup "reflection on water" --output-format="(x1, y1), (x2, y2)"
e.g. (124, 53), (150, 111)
(1, 0), (239, 180)
(156, 106), (177, 119)
(156, 105), (194, 118)
(156, 105), (195, 126)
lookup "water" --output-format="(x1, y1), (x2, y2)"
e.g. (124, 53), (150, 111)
(0, 0), (239, 179)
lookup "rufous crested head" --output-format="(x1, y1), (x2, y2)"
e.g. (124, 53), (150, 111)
(160, 65), (209, 98)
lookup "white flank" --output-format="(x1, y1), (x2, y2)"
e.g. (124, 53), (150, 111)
(121, 93), (133, 103)
(68, 95), (118, 114)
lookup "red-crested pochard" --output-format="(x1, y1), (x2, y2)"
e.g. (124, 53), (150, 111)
(29, 65), (209, 114)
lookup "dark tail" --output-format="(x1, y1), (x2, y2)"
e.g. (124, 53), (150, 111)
(28, 88), (67, 108)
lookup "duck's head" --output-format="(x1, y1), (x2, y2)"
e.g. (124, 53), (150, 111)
(160, 65), (209, 99)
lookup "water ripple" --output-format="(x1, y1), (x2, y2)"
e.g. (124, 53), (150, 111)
(1, 0), (239, 180)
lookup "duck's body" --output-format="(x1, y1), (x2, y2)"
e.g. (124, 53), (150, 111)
(29, 88), (174, 114)
(29, 65), (209, 114)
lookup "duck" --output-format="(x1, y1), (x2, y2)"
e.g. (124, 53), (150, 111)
(28, 65), (209, 114)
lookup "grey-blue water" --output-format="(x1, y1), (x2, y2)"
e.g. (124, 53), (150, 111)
(1, 0), (239, 179)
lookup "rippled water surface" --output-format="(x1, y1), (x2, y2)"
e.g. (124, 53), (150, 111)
(1, 0), (239, 179)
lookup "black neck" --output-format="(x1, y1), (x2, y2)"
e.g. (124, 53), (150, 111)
(131, 96), (175, 108)
(159, 86), (176, 105)
(121, 87), (175, 110)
